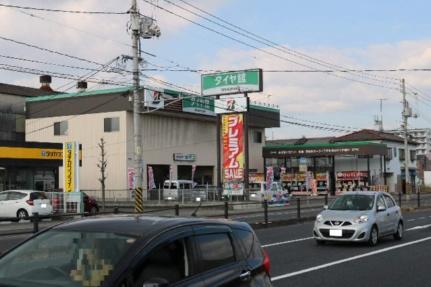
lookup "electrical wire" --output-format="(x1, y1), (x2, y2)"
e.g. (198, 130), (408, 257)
(177, 0), (402, 85)
(158, 0), (401, 87)
(142, 0), (402, 92)
(0, 3), (128, 14)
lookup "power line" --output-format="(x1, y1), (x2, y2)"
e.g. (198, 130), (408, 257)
(143, 0), (401, 92)
(282, 115), (358, 131)
(161, 0), (401, 87)
(0, 35), (102, 67)
(177, 0), (400, 84)
(0, 3), (128, 14)
(140, 67), (431, 73)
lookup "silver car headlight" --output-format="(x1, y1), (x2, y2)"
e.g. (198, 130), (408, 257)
(316, 214), (323, 223)
(354, 215), (369, 224)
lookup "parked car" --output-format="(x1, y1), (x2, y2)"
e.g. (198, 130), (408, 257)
(83, 192), (99, 214)
(249, 182), (289, 205)
(313, 191), (403, 246)
(163, 180), (197, 201)
(0, 190), (53, 221)
(0, 215), (272, 287)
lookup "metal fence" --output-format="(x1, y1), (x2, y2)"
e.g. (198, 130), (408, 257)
(45, 192), (84, 214)
(1, 192), (431, 237)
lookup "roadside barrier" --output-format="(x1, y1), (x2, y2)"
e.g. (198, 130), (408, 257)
(1, 192), (430, 237)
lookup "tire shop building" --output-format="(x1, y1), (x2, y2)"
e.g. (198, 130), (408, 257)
(263, 129), (417, 195)
(25, 85), (280, 199)
(0, 81), (64, 191)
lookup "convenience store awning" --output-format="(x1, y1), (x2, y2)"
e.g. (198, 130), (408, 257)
(263, 141), (388, 158)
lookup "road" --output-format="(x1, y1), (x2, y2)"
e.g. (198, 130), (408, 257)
(1, 209), (431, 286)
(255, 209), (431, 286)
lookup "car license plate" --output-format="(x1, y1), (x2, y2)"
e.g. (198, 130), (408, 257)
(330, 229), (342, 237)
(41, 204), (47, 208)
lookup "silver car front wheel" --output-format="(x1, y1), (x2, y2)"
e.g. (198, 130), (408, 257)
(368, 226), (378, 247)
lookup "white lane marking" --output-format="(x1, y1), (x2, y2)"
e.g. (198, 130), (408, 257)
(272, 236), (431, 281)
(261, 223), (430, 248)
(406, 224), (431, 231)
(407, 219), (416, 222)
(419, 217), (426, 220)
(262, 237), (313, 248)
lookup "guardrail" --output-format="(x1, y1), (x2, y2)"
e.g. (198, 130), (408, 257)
(1, 192), (430, 236)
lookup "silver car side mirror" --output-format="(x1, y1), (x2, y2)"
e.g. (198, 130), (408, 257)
(377, 205), (386, 212)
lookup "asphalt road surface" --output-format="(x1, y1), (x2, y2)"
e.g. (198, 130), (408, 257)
(1, 209), (431, 286)
(255, 209), (431, 287)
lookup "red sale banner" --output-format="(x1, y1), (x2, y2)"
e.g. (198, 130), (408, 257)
(222, 114), (244, 181)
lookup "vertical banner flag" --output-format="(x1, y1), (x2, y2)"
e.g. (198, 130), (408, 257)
(192, 165), (196, 182)
(222, 114), (244, 181)
(63, 142), (78, 192)
(266, 167), (274, 192)
(148, 166), (156, 190)
(128, 167), (135, 190)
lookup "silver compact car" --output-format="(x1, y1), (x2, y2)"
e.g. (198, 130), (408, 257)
(313, 191), (403, 246)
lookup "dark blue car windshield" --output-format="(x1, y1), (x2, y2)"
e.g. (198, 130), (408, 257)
(0, 230), (137, 287)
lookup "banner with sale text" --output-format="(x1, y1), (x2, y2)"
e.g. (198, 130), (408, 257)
(222, 113), (244, 181)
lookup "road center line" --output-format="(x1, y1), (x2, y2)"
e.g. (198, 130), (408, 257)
(272, 236), (431, 282)
(262, 237), (313, 247)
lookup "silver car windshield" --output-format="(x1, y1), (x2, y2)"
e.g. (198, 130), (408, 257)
(329, 194), (375, 211)
(0, 230), (137, 287)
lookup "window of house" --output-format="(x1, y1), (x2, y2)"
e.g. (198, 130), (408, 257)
(399, 148), (405, 161)
(386, 148), (393, 160)
(194, 233), (235, 272)
(393, 147), (397, 157)
(253, 131), (262, 143)
(104, 117), (120, 132)
(410, 150), (416, 162)
(54, 121), (68, 136)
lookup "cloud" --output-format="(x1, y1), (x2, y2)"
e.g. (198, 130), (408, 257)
(0, 0), (227, 89)
(202, 40), (431, 115)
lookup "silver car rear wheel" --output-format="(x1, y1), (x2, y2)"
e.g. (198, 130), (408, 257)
(368, 226), (378, 247)
(394, 222), (403, 240)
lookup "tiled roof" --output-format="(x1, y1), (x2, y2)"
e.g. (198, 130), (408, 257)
(333, 129), (416, 144)
(0, 83), (56, 97)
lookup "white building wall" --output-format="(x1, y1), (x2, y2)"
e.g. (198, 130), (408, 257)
(27, 111), (266, 197)
(26, 111), (128, 193)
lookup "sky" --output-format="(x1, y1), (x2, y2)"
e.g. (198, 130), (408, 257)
(1, 0), (431, 139)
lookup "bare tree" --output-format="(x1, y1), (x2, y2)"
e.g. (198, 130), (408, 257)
(97, 138), (107, 212)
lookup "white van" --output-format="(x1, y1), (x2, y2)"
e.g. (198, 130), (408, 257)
(249, 182), (289, 204)
(163, 180), (196, 201)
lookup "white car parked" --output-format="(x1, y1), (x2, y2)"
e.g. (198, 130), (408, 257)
(0, 190), (53, 221)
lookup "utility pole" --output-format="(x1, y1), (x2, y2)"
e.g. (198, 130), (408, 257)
(129, 1), (160, 212)
(401, 79), (410, 195)
(131, 0), (144, 212)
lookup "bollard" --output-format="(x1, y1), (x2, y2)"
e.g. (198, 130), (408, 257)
(417, 190), (421, 208)
(114, 206), (119, 214)
(224, 201), (229, 219)
(32, 212), (39, 233)
(297, 198), (301, 220)
(175, 204), (179, 216)
(398, 192), (402, 208)
(324, 193), (328, 206)
(264, 200), (268, 227)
